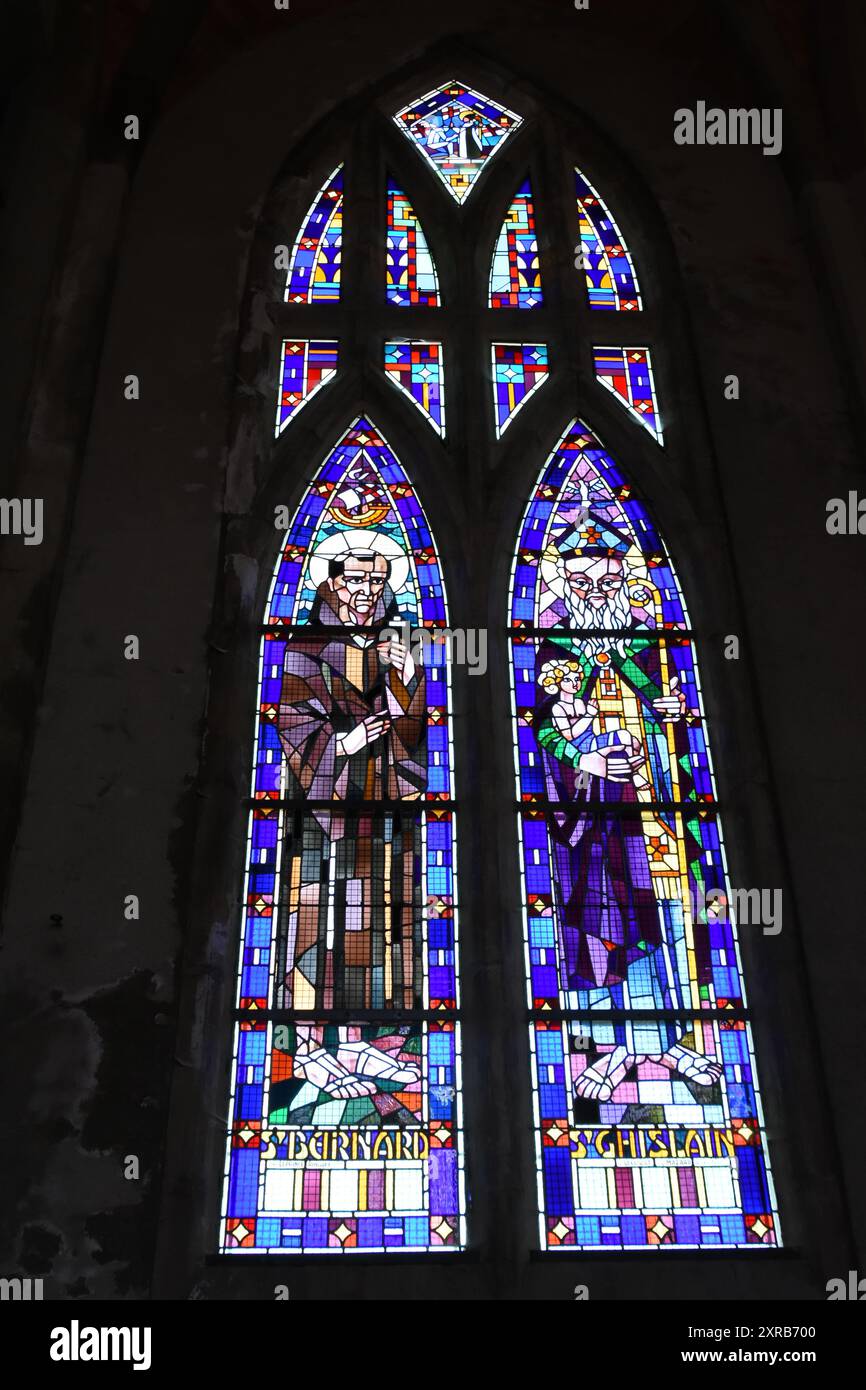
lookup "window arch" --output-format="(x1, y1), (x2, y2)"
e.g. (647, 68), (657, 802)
(511, 420), (780, 1250)
(220, 418), (464, 1255)
(218, 64), (781, 1262)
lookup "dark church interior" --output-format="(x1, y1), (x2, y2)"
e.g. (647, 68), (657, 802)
(1, 0), (865, 1339)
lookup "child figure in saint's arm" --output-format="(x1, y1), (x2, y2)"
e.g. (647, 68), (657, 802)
(540, 659), (651, 793)
(549, 667), (599, 747)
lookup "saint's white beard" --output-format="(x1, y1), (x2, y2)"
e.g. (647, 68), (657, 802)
(564, 584), (633, 656)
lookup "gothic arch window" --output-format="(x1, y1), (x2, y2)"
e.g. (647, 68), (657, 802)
(511, 422), (780, 1249)
(220, 418), (465, 1255)
(219, 67), (780, 1259)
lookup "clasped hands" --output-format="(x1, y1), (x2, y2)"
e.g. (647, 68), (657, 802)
(333, 636), (417, 757)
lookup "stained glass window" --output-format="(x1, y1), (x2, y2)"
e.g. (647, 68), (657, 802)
(285, 166), (343, 304)
(386, 183), (440, 306)
(229, 74), (780, 1266)
(575, 167), (641, 311)
(394, 82), (522, 203)
(385, 341), (445, 434)
(510, 418), (780, 1249)
(593, 346), (662, 442)
(492, 343), (549, 436)
(220, 418), (465, 1254)
(275, 340), (339, 435)
(489, 181), (542, 308)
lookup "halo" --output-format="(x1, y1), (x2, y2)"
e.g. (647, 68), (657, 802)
(307, 529), (411, 595)
(540, 545), (567, 599)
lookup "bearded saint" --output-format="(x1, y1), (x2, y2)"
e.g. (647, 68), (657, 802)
(535, 534), (722, 1102)
(274, 544), (426, 1099)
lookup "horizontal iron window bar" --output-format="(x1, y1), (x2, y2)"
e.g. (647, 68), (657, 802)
(527, 1008), (752, 1022)
(261, 623), (456, 635)
(528, 1248), (794, 1262)
(507, 627), (696, 638)
(206, 1250), (479, 1266)
(243, 797), (457, 810)
(515, 800), (721, 813)
(235, 1008), (457, 1022)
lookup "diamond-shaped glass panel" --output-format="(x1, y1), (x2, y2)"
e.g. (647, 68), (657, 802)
(394, 82), (522, 203)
